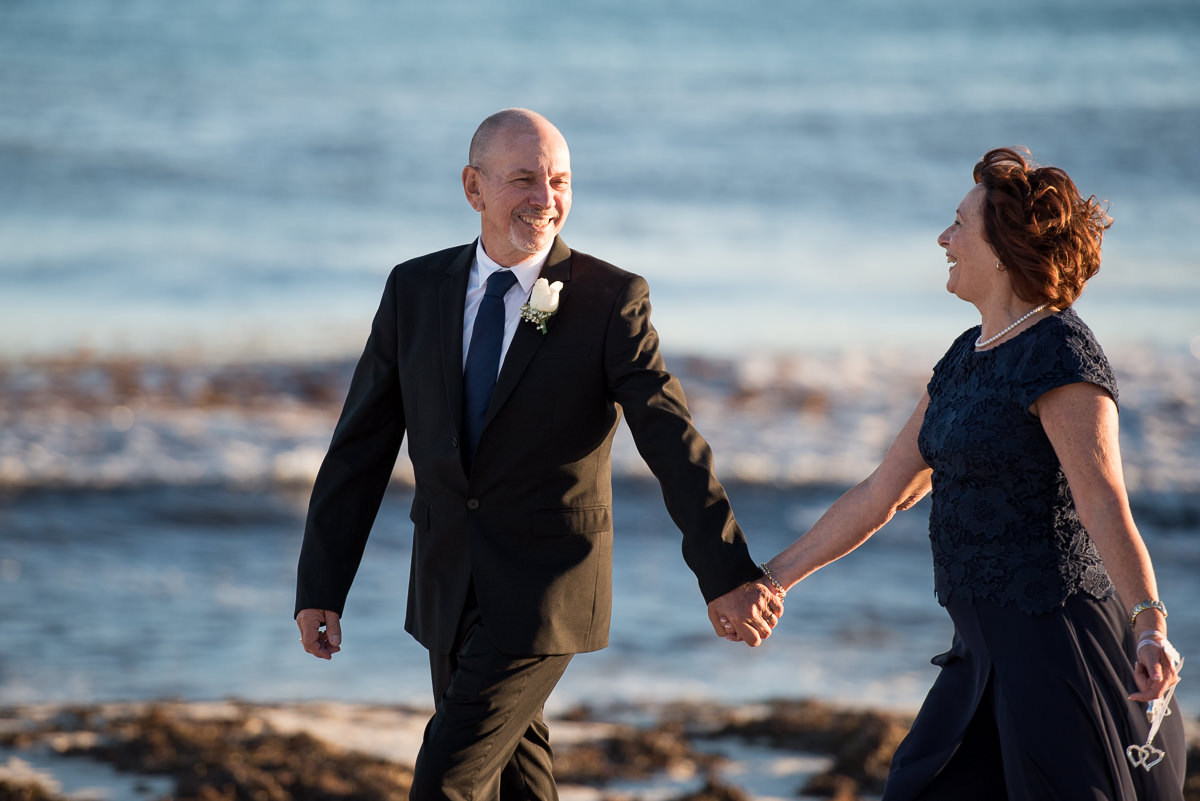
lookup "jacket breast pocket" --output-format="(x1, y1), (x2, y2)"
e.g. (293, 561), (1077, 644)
(531, 506), (611, 538)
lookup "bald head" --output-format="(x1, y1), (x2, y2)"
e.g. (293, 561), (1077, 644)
(461, 108), (572, 266)
(468, 108), (566, 170)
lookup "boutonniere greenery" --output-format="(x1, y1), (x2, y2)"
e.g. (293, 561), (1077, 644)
(520, 278), (563, 334)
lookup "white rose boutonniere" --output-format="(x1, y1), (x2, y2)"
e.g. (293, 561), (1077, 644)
(520, 278), (563, 334)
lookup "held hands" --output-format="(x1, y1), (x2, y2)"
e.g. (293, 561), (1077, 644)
(297, 608), (342, 660)
(706, 579), (785, 647)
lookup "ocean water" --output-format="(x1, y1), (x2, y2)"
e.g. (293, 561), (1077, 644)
(1, 0), (1198, 360)
(2, 0), (1199, 725)
(3, 480), (1199, 718)
(1, 353), (1198, 715)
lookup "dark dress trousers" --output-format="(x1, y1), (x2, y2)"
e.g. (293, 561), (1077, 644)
(295, 236), (761, 655)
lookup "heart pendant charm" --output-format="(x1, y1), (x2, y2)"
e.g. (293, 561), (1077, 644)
(1125, 743), (1165, 771)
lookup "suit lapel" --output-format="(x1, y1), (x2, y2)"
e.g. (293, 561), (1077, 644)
(440, 243), (475, 436)
(483, 238), (573, 428)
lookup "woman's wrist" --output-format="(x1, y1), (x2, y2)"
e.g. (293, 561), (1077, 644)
(1135, 630), (1182, 671)
(1136, 631), (1166, 653)
(759, 561), (786, 598)
(1134, 619), (1168, 642)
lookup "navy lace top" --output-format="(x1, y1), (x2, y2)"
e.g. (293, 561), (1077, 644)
(917, 307), (1117, 614)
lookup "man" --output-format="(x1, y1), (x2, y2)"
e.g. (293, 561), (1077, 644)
(295, 108), (783, 801)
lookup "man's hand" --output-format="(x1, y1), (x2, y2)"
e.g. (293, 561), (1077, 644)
(297, 608), (342, 660)
(706, 580), (784, 647)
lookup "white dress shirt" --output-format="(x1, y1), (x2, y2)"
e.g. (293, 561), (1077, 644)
(461, 239), (551, 373)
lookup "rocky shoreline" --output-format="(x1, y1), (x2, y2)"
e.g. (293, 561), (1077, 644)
(1, 699), (1197, 801)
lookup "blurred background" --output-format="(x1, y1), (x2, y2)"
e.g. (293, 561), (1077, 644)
(1, 0), (1198, 721)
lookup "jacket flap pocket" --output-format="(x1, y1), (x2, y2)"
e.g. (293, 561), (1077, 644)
(532, 506), (611, 537)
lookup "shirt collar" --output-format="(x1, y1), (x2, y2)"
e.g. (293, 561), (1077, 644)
(472, 239), (551, 296)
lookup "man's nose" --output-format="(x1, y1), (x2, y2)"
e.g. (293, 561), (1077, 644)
(529, 179), (554, 206)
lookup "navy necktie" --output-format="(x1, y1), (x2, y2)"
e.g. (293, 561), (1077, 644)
(462, 268), (518, 469)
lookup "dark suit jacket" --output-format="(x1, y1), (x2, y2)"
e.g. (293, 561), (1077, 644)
(295, 237), (762, 655)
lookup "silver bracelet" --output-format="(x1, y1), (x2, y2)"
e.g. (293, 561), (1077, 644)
(759, 562), (786, 598)
(1129, 599), (1168, 627)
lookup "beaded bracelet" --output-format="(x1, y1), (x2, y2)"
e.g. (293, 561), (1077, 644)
(1129, 599), (1168, 628)
(759, 562), (786, 599)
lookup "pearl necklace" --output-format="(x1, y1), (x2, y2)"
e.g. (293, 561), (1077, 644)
(975, 304), (1048, 348)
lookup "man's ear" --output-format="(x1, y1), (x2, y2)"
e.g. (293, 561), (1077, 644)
(462, 166), (485, 212)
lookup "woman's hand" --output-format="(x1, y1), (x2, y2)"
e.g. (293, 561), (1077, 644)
(1129, 635), (1181, 703)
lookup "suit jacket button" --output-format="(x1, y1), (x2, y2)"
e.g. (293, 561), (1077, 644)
(451, 435), (459, 448)
(466, 498), (480, 510)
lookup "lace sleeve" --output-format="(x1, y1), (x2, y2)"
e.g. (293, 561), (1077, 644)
(1012, 312), (1118, 412)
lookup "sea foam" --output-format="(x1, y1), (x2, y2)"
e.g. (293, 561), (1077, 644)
(2, 349), (1196, 504)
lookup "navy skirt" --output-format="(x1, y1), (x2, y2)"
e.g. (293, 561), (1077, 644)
(883, 593), (1186, 800)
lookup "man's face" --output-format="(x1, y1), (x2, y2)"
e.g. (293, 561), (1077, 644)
(463, 121), (572, 266)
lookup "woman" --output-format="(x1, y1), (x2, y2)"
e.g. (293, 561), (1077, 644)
(746, 149), (1185, 798)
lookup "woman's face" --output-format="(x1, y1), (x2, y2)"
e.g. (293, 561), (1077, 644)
(937, 184), (1001, 303)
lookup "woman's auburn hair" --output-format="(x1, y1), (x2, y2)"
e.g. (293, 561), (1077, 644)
(973, 147), (1112, 307)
